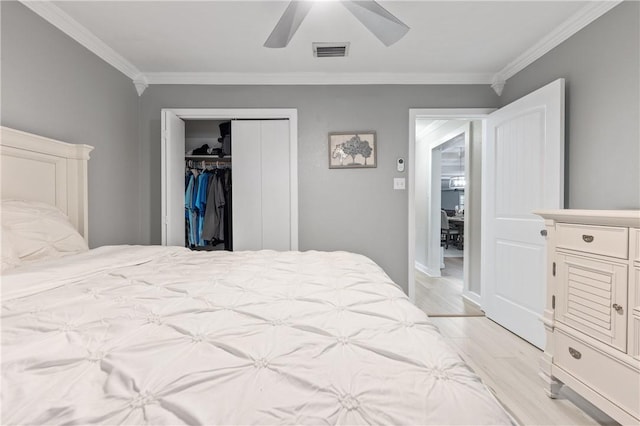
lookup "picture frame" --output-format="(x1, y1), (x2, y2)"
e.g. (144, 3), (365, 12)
(328, 131), (377, 169)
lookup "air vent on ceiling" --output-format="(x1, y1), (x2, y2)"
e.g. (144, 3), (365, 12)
(313, 42), (350, 58)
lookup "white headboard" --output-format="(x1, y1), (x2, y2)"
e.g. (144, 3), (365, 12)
(0, 127), (94, 241)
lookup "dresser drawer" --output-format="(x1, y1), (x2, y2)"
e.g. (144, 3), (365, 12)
(554, 330), (640, 419)
(557, 223), (628, 259)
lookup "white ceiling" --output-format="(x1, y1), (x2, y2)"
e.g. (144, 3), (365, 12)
(440, 133), (465, 179)
(416, 119), (466, 179)
(27, 1), (619, 89)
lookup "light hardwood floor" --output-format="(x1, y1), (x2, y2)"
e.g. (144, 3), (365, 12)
(415, 258), (484, 316)
(428, 317), (618, 425)
(414, 249), (618, 424)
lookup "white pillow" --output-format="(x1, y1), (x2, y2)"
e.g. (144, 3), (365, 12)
(1, 227), (22, 272)
(1, 200), (88, 263)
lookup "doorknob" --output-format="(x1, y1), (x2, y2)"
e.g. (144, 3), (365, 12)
(540, 229), (547, 237)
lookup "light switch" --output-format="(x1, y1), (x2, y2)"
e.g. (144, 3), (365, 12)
(394, 178), (406, 190)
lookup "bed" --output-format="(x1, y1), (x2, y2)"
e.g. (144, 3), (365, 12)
(1, 126), (514, 425)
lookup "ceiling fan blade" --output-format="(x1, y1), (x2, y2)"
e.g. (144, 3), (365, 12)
(341, 0), (409, 46)
(264, 1), (314, 48)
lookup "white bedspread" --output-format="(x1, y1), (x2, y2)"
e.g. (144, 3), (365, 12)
(2, 246), (513, 425)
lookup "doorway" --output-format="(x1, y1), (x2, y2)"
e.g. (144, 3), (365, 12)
(411, 117), (486, 316)
(408, 109), (493, 316)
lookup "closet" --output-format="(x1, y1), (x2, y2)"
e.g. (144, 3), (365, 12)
(184, 119), (232, 250)
(161, 109), (296, 251)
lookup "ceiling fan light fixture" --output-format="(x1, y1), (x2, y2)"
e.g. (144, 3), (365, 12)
(264, 0), (409, 48)
(264, 0), (314, 48)
(313, 42), (350, 57)
(449, 176), (466, 189)
(340, 0), (409, 46)
(449, 147), (465, 189)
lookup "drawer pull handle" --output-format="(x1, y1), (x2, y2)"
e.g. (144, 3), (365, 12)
(582, 235), (594, 243)
(612, 303), (623, 314)
(568, 347), (582, 360)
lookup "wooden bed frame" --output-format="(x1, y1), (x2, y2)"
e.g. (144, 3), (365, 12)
(0, 127), (93, 241)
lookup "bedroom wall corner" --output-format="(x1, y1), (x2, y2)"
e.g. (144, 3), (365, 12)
(500, 1), (640, 210)
(0, 1), (142, 247)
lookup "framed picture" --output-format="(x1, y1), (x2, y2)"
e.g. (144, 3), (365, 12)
(328, 131), (377, 169)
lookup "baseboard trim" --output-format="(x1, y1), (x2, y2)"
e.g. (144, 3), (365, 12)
(415, 261), (441, 278)
(462, 291), (482, 309)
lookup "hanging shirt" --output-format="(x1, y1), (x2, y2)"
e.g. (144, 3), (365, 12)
(184, 173), (196, 247)
(202, 171), (226, 243)
(195, 172), (210, 246)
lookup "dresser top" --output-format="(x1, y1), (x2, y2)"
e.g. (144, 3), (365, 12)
(534, 209), (640, 227)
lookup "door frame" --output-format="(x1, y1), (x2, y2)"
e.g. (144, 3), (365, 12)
(161, 108), (299, 250)
(408, 108), (494, 303)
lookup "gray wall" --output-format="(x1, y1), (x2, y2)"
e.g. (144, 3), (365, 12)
(441, 190), (463, 211)
(140, 85), (499, 290)
(501, 1), (640, 209)
(1, 1), (141, 247)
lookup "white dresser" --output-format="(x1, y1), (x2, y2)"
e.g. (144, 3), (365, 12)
(535, 210), (640, 425)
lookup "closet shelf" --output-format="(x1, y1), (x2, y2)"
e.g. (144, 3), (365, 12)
(185, 155), (231, 160)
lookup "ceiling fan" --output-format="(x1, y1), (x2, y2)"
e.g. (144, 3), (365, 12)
(264, 0), (410, 48)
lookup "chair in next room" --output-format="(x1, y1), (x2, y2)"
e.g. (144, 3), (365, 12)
(441, 209), (460, 249)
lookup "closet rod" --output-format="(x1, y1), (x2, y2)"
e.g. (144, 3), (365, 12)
(185, 155), (231, 161)
(186, 159), (231, 168)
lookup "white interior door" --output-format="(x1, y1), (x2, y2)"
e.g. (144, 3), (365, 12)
(161, 110), (185, 246)
(482, 79), (564, 349)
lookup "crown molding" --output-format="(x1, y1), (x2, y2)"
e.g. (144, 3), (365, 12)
(144, 72), (494, 86)
(491, 75), (506, 96)
(494, 0), (622, 87)
(20, 1), (142, 82)
(133, 75), (149, 96)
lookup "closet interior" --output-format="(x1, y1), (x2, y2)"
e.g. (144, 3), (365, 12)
(162, 109), (294, 252)
(184, 120), (232, 251)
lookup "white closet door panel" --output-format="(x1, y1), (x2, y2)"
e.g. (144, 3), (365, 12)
(232, 120), (263, 251)
(162, 110), (185, 246)
(260, 120), (291, 250)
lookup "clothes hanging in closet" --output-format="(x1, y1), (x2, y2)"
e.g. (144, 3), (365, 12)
(185, 166), (232, 250)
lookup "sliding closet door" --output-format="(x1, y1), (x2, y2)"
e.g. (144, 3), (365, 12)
(261, 120), (291, 250)
(232, 121), (263, 250)
(232, 120), (291, 251)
